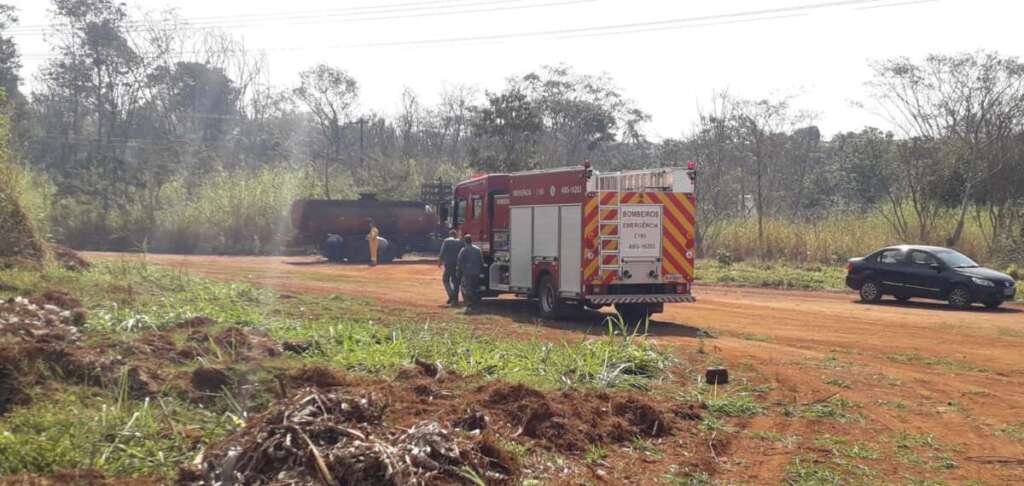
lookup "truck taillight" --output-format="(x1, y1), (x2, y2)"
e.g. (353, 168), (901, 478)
(846, 262), (853, 273)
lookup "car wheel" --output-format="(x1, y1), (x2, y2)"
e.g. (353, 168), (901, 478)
(536, 275), (562, 319)
(984, 300), (1003, 310)
(859, 280), (882, 303)
(947, 285), (972, 309)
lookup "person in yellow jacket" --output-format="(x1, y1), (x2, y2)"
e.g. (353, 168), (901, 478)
(366, 219), (380, 266)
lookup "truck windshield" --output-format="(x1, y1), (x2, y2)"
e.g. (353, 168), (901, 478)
(935, 250), (978, 268)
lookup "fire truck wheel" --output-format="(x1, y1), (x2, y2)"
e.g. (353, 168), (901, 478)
(615, 303), (652, 327)
(536, 275), (563, 319)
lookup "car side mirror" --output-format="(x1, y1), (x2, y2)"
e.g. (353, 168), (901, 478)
(929, 263), (942, 272)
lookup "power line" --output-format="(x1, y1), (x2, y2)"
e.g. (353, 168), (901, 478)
(302, 0), (937, 49)
(553, 13), (810, 40)
(13, 0), (935, 61)
(9, 0), (937, 64)
(7, 0), (566, 35)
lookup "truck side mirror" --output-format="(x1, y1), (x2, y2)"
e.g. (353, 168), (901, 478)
(929, 263), (941, 272)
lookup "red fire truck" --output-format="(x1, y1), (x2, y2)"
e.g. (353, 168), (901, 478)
(451, 163), (696, 322)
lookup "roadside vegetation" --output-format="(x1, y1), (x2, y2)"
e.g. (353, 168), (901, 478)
(0, 260), (707, 482)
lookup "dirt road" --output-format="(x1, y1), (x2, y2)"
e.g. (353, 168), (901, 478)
(88, 253), (1024, 483)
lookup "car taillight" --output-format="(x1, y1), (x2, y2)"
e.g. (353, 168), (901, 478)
(846, 262), (853, 273)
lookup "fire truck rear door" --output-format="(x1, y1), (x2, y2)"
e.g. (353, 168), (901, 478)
(559, 205), (581, 295)
(510, 207), (532, 290)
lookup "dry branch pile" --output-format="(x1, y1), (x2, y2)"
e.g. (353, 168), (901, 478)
(0, 294), (85, 345)
(183, 388), (517, 485)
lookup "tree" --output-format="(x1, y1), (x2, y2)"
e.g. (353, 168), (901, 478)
(518, 65), (649, 166)
(0, 4), (21, 102)
(868, 52), (1024, 247)
(292, 64), (358, 198)
(469, 87), (542, 173)
(731, 96), (806, 257)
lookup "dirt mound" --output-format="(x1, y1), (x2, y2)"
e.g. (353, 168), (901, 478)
(0, 292), (168, 408)
(50, 244), (90, 271)
(289, 365), (351, 388)
(210, 326), (280, 360)
(471, 382), (686, 452)
(191, 367), (233, 394)
(169, 316), (215, 331)
(0, 181), (45, 269)
(182, 388), (516, 485)
(30, 289), (83, 312)
(0, 354), (29, 415)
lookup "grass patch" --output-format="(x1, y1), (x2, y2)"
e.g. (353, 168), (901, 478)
(997, 327), (1024, 339)
(0, 259), (678, 479)
(797, 397), (860, 423)
(885, 352), (989, 373)
(813, 436), (880, 461)
(683, 380), (766, 418)
(819, 355), (847, 370)
(629, 436), (664, 459)
(751, 431), (801, 448)
(783, 456), (843, 485)
(663, 469), (718, 485)
(891, 431), (960, 470)
(0, 387), (234, 477)
(584, 444), (608, 464)
(823, 378), (853, 389)
(697, 259), (846, 291)
(997, 422), (1024, 442)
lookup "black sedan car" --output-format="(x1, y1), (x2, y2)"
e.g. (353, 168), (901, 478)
(846, 245), (1017, 309)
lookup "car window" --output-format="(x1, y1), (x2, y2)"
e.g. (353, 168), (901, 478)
(909, 251), (938, 266)
(934, 249), (979, 268)
(877, 250), (903, 264)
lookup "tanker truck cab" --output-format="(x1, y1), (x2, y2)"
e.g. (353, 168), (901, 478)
(451, 163), (697, 323)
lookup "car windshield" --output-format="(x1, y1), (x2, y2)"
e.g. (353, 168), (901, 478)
(934, 250), (978, 268)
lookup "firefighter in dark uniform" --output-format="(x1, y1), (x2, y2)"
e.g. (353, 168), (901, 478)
(437, 229), (464, 306)
(456, 234), (484, 312)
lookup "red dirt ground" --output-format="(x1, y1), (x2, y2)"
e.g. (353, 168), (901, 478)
(85, 253), (1024, 484)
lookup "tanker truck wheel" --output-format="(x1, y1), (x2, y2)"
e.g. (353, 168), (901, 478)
(536, 275), (565, 319)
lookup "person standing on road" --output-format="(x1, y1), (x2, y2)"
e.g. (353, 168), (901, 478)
(457, 234), (483, 312)
(366, 219), (380, 266)
(438, 229), (464, 306)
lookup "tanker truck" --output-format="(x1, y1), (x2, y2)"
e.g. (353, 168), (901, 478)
(290, 193), (445, 263)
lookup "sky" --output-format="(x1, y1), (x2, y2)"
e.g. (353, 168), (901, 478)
(5, 0), (1022, 140)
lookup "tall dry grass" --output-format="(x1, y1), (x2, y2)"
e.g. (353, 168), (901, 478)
(49, 167), (357, 254)
(701, 209), (998, 264)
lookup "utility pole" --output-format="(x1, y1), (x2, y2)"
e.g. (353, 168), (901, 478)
(359, 117), (366, 173)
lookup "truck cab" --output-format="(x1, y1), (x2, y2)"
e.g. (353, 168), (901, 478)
(451, 174), (510, 257)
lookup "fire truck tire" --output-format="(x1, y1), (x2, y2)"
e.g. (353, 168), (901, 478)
(536, 275), (564, 319)
(615, 303), (653, 327)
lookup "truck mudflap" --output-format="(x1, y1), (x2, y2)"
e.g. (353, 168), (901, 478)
(587, 294), (695, 305)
